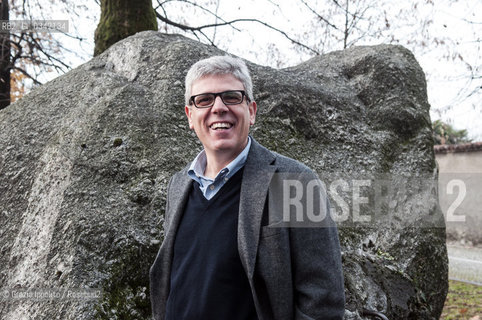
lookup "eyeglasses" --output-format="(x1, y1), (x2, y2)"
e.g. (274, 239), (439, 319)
(189, 90), (248, 108)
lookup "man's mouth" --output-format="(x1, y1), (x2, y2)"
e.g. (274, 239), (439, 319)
(210, 122), (233, 130)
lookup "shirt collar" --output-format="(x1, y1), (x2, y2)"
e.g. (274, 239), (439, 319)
(188, 136), (251, 183)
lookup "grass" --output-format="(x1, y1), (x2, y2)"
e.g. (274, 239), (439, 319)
(440, 280), (482, 319)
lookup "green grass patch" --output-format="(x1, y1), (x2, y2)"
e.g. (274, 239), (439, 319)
(440, 280), (482, 319)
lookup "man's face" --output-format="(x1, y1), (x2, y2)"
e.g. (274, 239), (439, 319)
(185, 74), (257, 160)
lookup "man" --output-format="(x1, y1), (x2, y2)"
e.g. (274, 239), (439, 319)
(150, 55), (345, 319)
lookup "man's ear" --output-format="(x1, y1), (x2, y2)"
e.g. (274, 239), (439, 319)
(249, 101), (257, 126)
(185, 105), (194, 129)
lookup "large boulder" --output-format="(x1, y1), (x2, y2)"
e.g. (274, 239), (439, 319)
(0, 31), (447, 319)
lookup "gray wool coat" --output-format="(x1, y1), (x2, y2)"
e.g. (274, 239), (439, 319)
(150, 138), (345, 320)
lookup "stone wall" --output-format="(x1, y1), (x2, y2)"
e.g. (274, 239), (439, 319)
(436, 143), (482, 245)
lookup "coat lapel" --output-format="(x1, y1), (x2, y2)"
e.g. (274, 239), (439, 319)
(238, 138), (277, 279)
(165, 170), (192, 240)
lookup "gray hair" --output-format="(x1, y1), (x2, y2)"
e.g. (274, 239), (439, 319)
(184, 55), (254, 105)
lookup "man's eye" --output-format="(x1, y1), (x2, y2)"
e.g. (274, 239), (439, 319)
(195, 95), (213, 105)
(223, 92), (242, 103)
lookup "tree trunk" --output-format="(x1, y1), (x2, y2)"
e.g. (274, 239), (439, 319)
(0, 0), (10, 109)
(94, 0), (158, 56)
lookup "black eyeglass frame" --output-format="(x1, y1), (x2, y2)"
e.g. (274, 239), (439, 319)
(189, 90), (249, 108)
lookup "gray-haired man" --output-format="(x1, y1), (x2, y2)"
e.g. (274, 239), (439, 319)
(150, 55), (345, 319)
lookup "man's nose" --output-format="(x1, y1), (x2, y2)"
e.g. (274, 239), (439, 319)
(210, 96), (229, 113)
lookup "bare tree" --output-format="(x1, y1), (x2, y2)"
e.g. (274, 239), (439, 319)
(0, 0), (10, 109)
(0, 0), (86, 109)
(293, 0), (481, 121)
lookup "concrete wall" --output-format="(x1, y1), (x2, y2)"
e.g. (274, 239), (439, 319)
(436, 144), (482, 245)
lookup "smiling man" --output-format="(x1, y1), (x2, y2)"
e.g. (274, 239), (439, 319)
(186, 72), (256, 180)
(150, 55), (345, 320)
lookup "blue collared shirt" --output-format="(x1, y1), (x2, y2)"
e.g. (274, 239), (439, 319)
(187, 137), (251, 200)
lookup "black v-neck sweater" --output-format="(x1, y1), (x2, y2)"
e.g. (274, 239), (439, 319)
(165, 168), (257, 320)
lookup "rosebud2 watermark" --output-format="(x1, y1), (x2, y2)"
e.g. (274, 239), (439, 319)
(266, 172), (477, 228)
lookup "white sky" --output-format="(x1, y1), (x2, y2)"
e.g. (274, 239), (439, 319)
(39, 0), (481, 141)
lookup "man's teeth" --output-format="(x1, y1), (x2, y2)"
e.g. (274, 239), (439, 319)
(210, 122), (232, 130)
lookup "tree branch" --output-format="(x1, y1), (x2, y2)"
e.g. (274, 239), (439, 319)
(155, 11), (319, 55)
(156, 0), (241, 32)
(11, 65), (42, 85)
(27, 34), (70, 70)
(300, 0), (339, 31)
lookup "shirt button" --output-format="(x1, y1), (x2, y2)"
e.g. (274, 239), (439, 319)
(210, 185), (215, 190)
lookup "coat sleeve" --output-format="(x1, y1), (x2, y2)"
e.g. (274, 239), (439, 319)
(289, 174), (345, 320)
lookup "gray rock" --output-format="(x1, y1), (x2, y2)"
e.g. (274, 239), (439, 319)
(0, 31), (448, 319)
